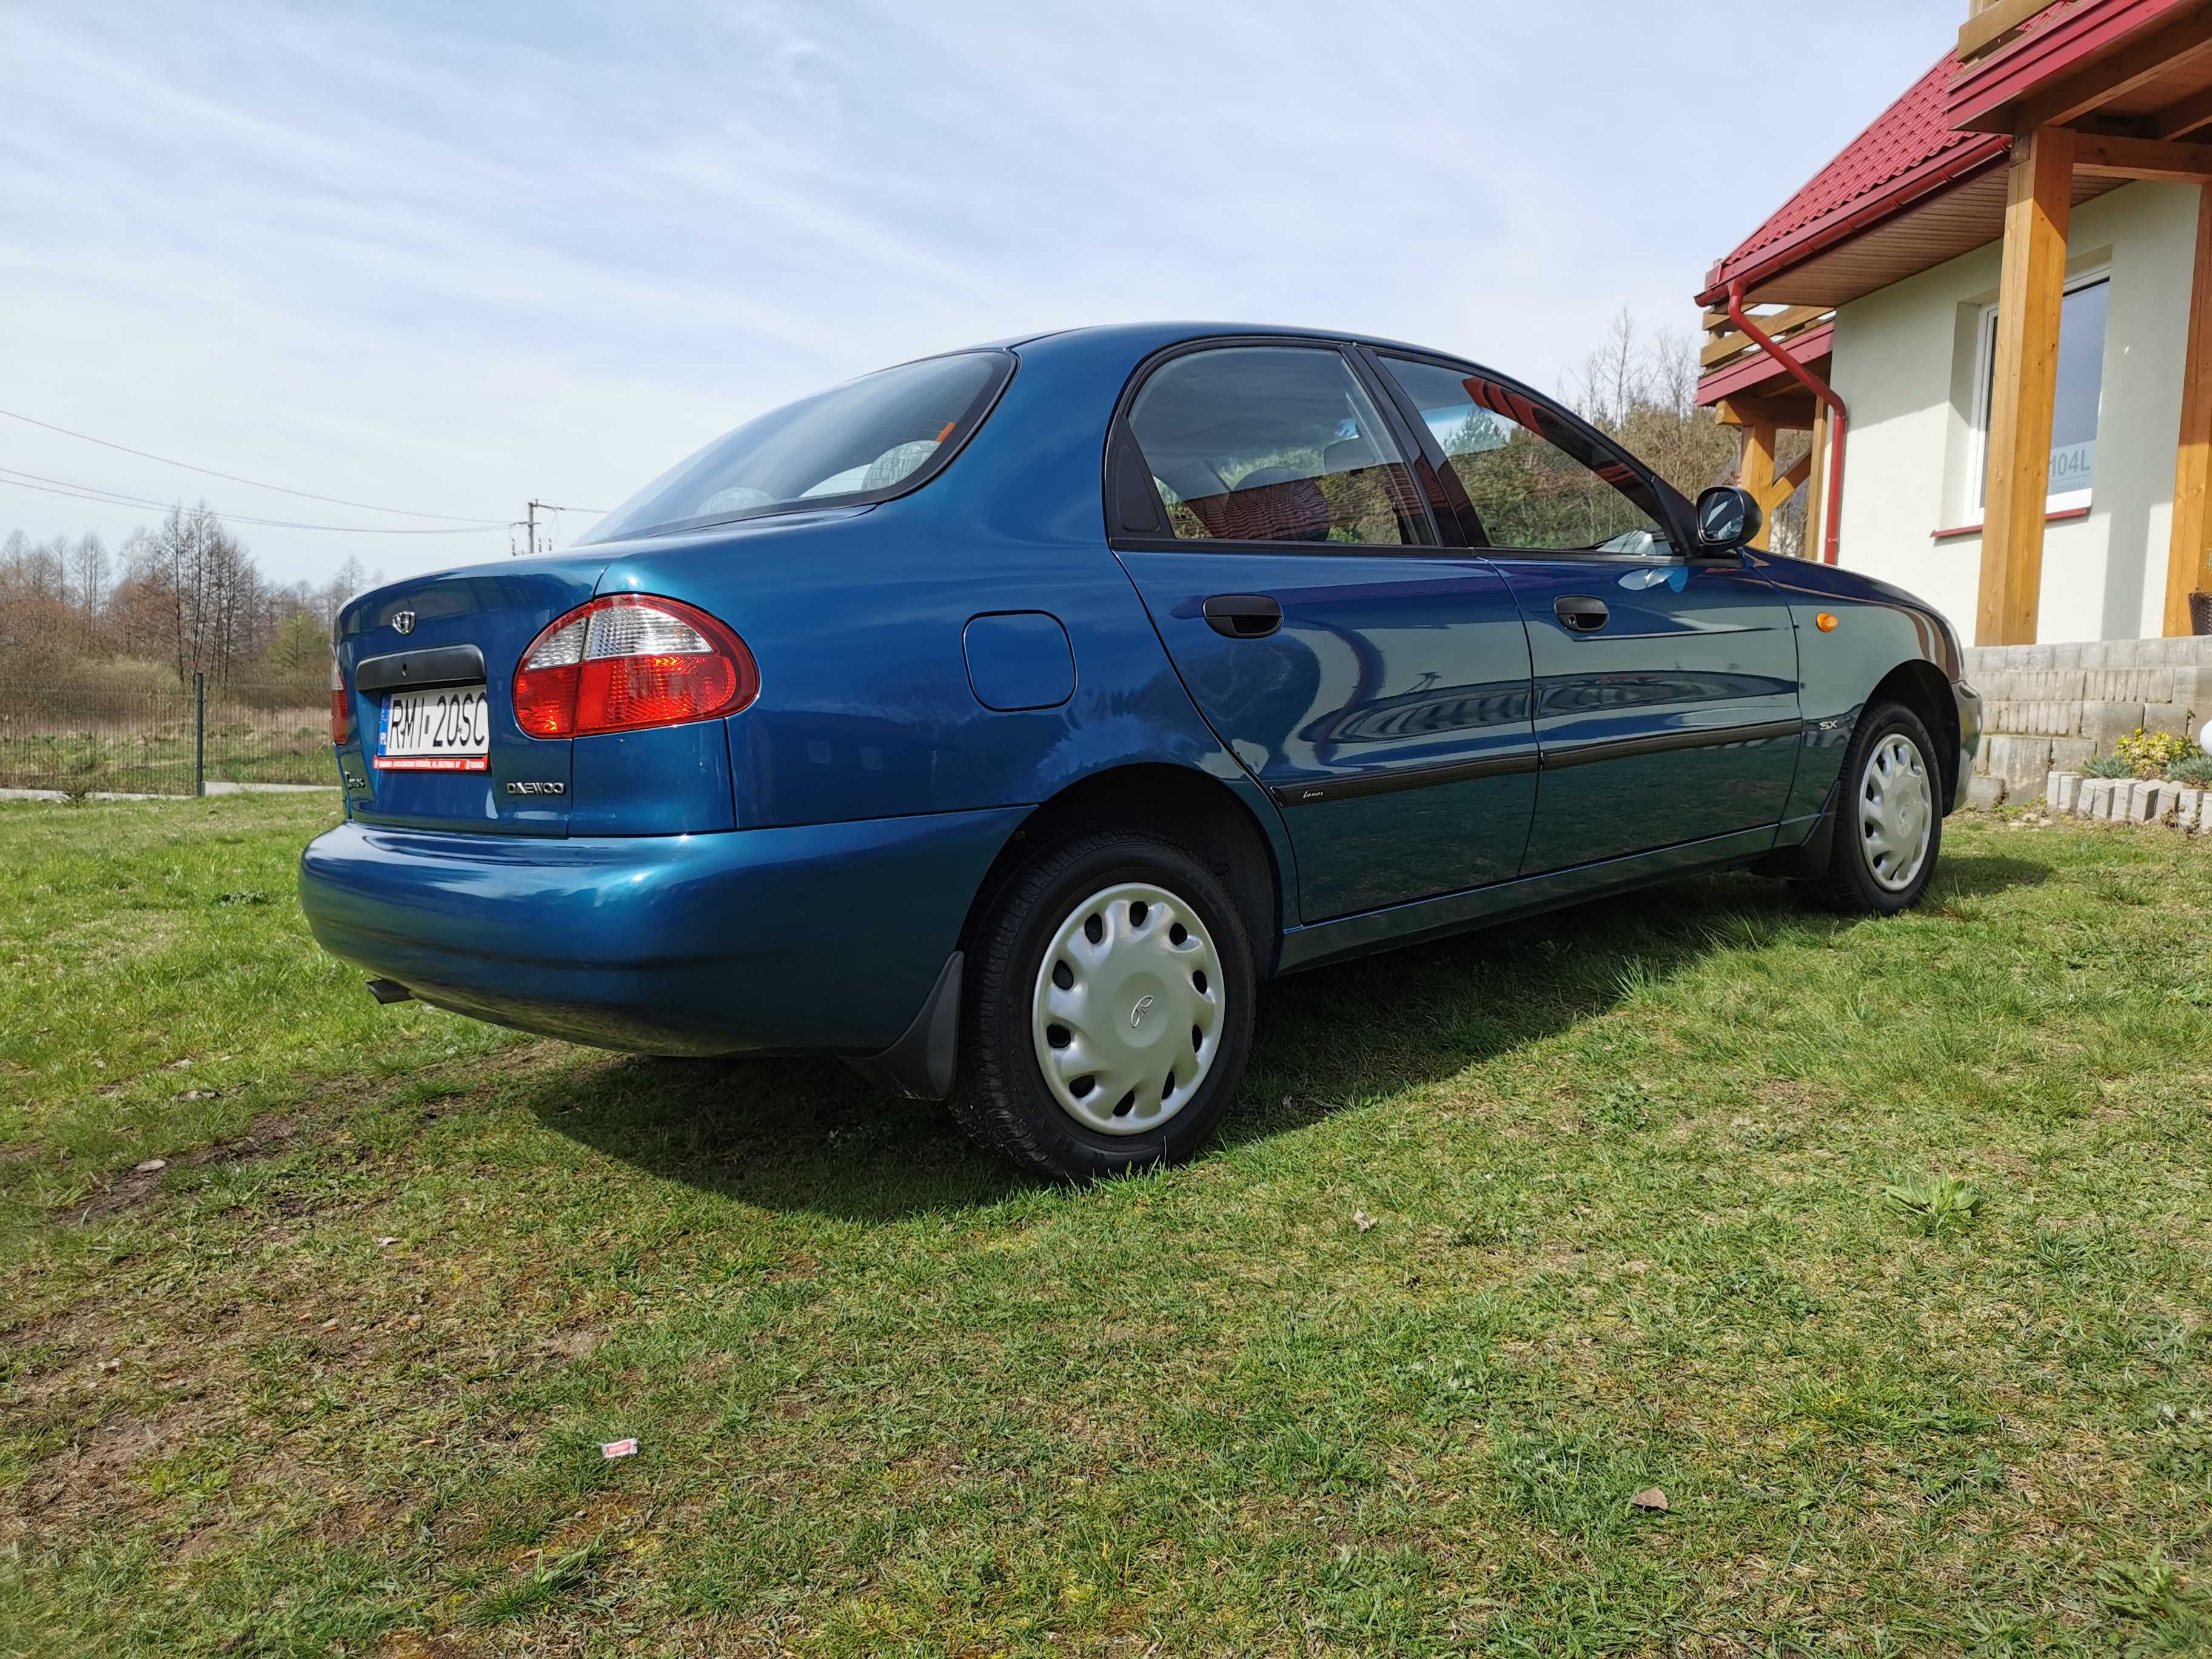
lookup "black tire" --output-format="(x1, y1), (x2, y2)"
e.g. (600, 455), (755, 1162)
(951, 829), (1258, 1181)
(1792, 699), (1944, 916)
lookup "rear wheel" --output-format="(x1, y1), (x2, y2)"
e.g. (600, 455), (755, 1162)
(952, 830), (1256, 1180)
(1792, 699), (1942, 915)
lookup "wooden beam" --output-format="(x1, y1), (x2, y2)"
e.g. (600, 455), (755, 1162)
(1714, 394), (1815, 431)
(2010, 6), (2212, 133)
(1804, 400), (1831, 565)
(1979, 126), (2074, 647)
(1698, 306), (1833, 368)
(2167, 182), (2212, 635)
(1778, 450), (1813, 495)
(2153, 81), (2212, 140)
(1741, 421), (1778, 553)
(2072, 132), (2212, 182)
(1958, 0), (2066, 67)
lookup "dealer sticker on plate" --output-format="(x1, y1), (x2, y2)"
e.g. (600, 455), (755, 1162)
(376, 685), (491, 772)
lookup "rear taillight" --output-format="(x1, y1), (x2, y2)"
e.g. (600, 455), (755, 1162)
(512, 594), (758, 739)
(330, 648), (349, 745)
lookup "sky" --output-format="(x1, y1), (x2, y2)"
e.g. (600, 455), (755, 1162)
(1, 1), (1952, 591)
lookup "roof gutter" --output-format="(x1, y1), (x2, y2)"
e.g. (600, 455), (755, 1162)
(1728, 281), (1847, 566)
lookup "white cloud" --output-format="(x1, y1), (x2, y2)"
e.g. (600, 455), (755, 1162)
(0, 0), (1944, 588)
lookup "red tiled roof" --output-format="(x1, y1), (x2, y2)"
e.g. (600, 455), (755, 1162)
(1696, 3), (2113, 306)
(1698, 52), (2006, 304)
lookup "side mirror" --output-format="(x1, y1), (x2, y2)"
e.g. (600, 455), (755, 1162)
(1694, 485), (1762, 554)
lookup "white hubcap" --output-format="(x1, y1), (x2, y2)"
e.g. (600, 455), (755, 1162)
(1860, 731), (1932, 891)
(1031, 882), (1224, 1136)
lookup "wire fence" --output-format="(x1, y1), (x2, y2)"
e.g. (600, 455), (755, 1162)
(0, 676), (335, 797)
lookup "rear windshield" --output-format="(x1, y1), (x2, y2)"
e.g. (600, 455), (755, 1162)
(583, 350), (1012, 543)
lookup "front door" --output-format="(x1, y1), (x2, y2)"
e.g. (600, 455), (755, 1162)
(1372, 354), (1802, 872)
(1109, 340), (1539, 922)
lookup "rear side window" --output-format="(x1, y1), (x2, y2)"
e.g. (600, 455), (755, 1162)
(1380, 355), (1672, 554)
(1123, 346), (1426, 547)
(586, 351), (1011, 542)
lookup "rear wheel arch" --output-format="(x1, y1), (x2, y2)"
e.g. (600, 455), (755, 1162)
(958, 764), (1284, 976)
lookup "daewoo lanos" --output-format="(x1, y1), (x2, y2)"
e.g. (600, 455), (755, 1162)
(301, 324), (1982, 1181)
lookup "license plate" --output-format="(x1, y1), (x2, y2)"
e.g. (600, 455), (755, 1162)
(375, 685), (490, 771)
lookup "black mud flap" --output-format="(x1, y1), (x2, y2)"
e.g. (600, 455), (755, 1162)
(845, 952), (962, 1101)
(1751, 783), (1840, 881)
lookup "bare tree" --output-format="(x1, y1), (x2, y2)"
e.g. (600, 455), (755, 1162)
(1565, 315), (1738, 497)
(67, 532), (109, 649)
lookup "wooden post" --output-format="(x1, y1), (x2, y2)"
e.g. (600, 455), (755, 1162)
(1742, 420), (1778, 552)
(1977, 124), (2074, 646)
(1804, 400), (1831, 563)
(2167, 181), (2212, 635)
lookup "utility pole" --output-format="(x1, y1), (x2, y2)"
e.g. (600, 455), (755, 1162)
(512, 500), (545, 557)
(512, 500), (602, 555)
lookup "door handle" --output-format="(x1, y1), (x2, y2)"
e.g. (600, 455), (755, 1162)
(1554, 595), (1609, 633)
(1202, 594), (1283, 639)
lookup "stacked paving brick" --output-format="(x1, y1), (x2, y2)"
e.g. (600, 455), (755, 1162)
(1959, 635), (2212, 807)
(2043, 771), (2208, 831)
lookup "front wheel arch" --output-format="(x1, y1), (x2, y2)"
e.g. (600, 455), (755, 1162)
(1868, 659), (1961, 813)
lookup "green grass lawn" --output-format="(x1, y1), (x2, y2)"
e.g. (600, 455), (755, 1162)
(3, 795), (2209, 1657)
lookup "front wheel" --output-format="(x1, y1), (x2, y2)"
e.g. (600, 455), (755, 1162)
(951, 830), (1257, 1180)
(1792, 700), (1943, 915)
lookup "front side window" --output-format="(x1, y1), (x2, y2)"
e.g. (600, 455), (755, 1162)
(1973, 273), (2108, 513)
(1381, 356), (1672, 554)
(585, 350), (1011, 542)
(1124, 346), (1426, 546)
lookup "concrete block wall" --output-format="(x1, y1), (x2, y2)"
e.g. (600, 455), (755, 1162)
(1957, 635), (2212, 806)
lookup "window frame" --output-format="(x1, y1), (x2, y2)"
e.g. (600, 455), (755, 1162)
(1105, 335), (1445, 555)
(1965, 266), (2110, 520)
(1362, 346), (1700, 561)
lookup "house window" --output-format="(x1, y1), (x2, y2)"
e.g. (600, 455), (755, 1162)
(1972, 272), (2109, 514)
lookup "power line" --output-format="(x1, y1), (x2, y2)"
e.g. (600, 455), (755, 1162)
(0, 467), (506, 535)
(0, 405), (509, 524)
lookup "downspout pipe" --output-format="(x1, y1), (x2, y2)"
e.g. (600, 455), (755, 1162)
(1727, 280), (1848, 566)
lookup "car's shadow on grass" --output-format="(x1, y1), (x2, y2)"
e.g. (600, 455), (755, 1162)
(521, 850), (2052, 1222)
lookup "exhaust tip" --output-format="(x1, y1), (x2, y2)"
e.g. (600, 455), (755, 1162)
(365, 978), (415, 1005)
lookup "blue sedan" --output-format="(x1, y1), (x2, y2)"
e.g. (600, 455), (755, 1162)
(301, 324), (1982, 1180)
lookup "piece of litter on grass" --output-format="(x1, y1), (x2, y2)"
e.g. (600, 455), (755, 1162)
(600, 1438), (638, 1460)
(1631, 1487), (1670, 1512)
(375, 1236), (400, 1248)
(133, 1159), (167, 1175)
(175, 1090), (217, 1102)
(99, 1358), (121, 1373)
(1353, 1210), (1377, 1233)
(320, 1318), (339, 1332)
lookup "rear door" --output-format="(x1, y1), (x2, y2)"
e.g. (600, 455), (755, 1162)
(1373, 353), (1802, 872)
(1109, 339), (1538, 922)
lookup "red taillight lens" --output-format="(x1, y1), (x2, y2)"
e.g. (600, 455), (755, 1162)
(330, 649), (350, 745)
(512, 595), (757, 739)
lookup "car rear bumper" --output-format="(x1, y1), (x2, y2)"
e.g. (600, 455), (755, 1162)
(298, 806), (1027, 1057)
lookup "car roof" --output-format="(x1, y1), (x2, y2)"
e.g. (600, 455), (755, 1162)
(993, 321), (1459, 363)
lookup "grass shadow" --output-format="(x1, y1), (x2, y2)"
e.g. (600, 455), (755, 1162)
(521, 848), (2057, 1222)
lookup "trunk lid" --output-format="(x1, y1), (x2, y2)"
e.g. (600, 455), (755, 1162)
(337, 555), (606, 835)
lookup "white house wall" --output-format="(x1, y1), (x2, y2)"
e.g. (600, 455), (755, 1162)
(1827, 179), (2198, 645)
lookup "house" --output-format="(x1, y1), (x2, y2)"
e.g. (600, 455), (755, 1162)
(1697, 0), (2212, 802)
